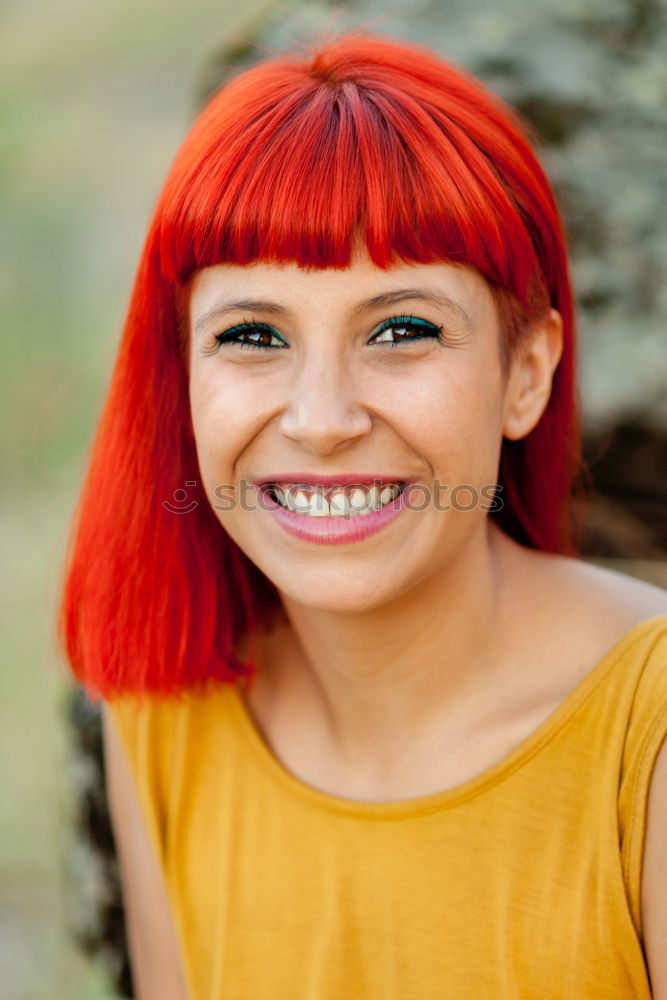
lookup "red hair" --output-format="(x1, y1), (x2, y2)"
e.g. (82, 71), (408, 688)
(57, 30), (585, 703)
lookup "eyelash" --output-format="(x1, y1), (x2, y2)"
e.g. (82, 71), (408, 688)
(213, 314), (445, 351)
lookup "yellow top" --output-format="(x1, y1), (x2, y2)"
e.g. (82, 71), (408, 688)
(106, 614), (667, 1000)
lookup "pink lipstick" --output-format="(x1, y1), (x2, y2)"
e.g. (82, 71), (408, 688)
(255, 482), (417, 546)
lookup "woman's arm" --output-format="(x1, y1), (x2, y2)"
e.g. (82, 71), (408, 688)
(642, 729), (667, 999)
(101, 702), (190, 1000)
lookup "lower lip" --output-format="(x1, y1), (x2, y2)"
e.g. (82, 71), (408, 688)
(257, 485), (416, 546)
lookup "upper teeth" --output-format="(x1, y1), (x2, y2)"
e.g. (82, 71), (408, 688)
(269, 483), (403, 517)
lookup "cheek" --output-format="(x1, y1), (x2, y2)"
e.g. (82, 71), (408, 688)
(400, 364), (504, 482)
(188, 367), (259, 492)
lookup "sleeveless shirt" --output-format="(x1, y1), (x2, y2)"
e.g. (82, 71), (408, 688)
(106, 614), (667, 999)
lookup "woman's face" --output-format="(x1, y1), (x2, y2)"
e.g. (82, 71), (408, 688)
(187, 244), (556, 613)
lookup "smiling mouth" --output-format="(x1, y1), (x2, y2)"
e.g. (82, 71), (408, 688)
(262, 481), (408, 517)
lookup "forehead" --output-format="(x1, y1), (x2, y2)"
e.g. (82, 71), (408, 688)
(188, 244), (493, 322)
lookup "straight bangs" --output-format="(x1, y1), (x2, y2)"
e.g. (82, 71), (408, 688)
(156, 40), (551, 325)
(58, 32), (584, 701)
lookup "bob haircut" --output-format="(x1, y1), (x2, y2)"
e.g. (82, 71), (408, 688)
(57, 30), (586, 704)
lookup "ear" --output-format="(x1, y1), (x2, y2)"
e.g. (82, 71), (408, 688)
(502, 308), (564, 441)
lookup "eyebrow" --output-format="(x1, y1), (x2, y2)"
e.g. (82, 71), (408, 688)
(193, 287), (473, 335)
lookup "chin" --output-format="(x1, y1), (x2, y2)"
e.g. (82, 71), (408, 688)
(286, 591), (397, 615)
(263, 567), (403, 615)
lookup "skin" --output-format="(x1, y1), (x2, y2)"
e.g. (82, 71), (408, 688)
(187, 242), (665, 791)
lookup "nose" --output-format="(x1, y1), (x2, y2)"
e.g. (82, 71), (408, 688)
(278, 352), (373, 457)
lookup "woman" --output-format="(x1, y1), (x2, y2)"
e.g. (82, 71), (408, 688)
(58, 30), (667, 999)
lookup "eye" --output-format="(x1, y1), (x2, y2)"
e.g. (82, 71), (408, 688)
(212, 314), (444, 352)
(214, 320), (287, 350)
(370, 315), (444, 348)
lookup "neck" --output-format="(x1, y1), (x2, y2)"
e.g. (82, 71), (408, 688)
(251, 520), (522, 763)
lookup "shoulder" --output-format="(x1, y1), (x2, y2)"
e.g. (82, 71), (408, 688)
(641, 698), (667, 997)
(493, 526), (667, 686)
(502, 531), (667, 648)
(569, 563), (667, 995)
(100, 702), (190, 999)
(100, 693), (194, 856)
(101, 690), (193, 746)
(536, 548), (666, 615)
(560, 556), (667, 618)
(560, 561), (667, 668)
(554, 559), (667, 989)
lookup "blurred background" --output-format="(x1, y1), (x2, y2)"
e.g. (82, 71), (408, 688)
(2, 0), (665, 996)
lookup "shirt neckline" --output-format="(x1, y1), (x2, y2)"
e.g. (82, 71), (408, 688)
(225, 614), (667, 820)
